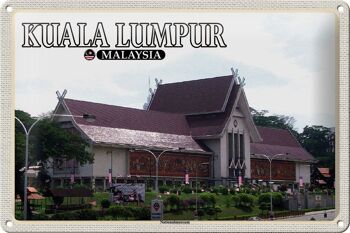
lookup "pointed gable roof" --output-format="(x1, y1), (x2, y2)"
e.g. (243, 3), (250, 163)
(185, 84), (240, 137)
(148, 75), (261, 140)
(148, 75), (234, 114)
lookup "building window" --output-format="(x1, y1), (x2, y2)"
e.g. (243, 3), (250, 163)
(228, 133), (233, 162)
(229, 131), (245, 178)
(234, 133), (239, 159)
(239, 134), (244, 161)
(228, 133), (234, 177)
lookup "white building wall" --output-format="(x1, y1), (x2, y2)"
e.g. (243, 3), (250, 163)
(77, 162), (93, 177)
(221, 110), (251, 179)
(220, 131), (228, 178)
(295, 163), (311, 184)
(92, 146), (128, 178)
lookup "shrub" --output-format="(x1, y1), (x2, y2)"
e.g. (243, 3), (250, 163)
(52, 196), (64, 207)
(232, 195), (240, 207)
(206, 207), (216, 218)
(272, 193), (283, 207)
(134, 206), (151, 220)
(123, 206), (136, 219)
(101, 199), (111, 209)
(50, 211), (79, 220)
(181, 199), (190, 210)
(199, 193), (210, 206)
(99, 215), (115, 220)
(197, 198), (205, 208)
(259, 202), (269, 214)
(229, 189), (236, 195)
(106, 206), (135, 219)
(187, 198), (196, 209)
(169, 188), (178, 194)
(163, 199), (169, 210)
(208, 194), (217, 207)
(238, 193), (255, 207)
(159, 185), (169, 193)
(215, 207), (222, 216)
(224, 197), (231, 208)
(182, 185), (192, 194)
(258, 192), (283, 208)
(106, 206), (124, 218)
(79, 209), (98, 220)
(197, 209), (205, 219)
(166, 194), (181, 210)
(200, 193), (216, 207)
(221, 188), (229, 195)
(259, 193), (270, 203)
(196, 187), (203, 193)
(32, 213), (49, 220)
(210, 186), (220, 194)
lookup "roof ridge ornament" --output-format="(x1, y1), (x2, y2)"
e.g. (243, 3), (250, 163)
(143, 78), (162, 110)
(230, 67), (245, 87)
(56, 89), (67, 101)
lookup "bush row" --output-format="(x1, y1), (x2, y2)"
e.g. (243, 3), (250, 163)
(163, 193), (218, 211)
(46, 206), (151, 220)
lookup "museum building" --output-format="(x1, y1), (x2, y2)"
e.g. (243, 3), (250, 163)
(49, 73), (316, 191)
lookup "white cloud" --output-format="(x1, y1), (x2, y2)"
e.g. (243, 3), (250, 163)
(15, 12), (336, 131)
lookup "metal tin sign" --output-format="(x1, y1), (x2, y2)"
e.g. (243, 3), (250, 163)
(151, 199), (163, 220)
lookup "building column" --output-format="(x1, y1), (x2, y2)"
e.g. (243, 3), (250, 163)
(92, 177), (96, 191)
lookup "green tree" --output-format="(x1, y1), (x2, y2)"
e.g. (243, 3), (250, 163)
(299, 125), (335, 187)
(250, 108), (299, 138)
(299, 126), (334, 156)
(15, 110), (94, 200)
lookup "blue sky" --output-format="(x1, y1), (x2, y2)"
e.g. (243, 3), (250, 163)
(15, 12), (336, 132)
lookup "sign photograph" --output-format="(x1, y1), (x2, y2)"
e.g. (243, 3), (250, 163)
(0, 0), (349, 232)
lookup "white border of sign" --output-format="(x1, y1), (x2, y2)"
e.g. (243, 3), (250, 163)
(0, 0), (349, 232)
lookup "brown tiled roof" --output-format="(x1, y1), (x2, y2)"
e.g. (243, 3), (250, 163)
(65, 99), (191, 136)
(186, 84), (240, 137)
(64, 99), (208, 153)
(251, 126), (316, 162)
(256, 126), (300, 147)
(149, 75), (234, 114)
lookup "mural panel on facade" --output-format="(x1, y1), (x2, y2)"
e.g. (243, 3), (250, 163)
(251, 159), (295, 181)
(129, 152), (210, 177)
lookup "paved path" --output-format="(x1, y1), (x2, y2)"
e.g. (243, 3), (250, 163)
(280, 209), (336, 221)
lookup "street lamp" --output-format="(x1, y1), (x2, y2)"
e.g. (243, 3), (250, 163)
(130, 147), (185, 198)
(251, 153), (288, 220)
(15, 113), (96, 220)
(195, 162), (209, 219)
